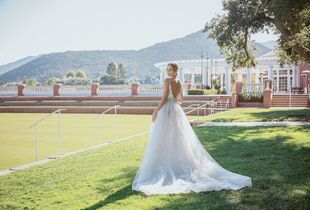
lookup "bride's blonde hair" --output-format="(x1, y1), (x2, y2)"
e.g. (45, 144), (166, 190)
(167, 62), (179, 72)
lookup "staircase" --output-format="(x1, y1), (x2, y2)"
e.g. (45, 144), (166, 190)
(271, 94), (309, 107)
(0, 95), (231, 115)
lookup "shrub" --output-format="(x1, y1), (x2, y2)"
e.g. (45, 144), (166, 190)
(238, 91), (263, 103)
(62, 77), (92, 85)
(188, 89), (218, 95)
(201, 85), (211, 89)
(46, 77), (62, 85)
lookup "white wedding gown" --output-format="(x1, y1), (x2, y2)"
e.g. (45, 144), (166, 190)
(132, 79), (252, 195)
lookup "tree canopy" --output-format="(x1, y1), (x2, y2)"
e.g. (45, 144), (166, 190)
(100, 63), (127, 84)
(204, 0), (310, 70)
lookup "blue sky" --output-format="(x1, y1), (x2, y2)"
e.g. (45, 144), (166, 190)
(0, 0), (278, 65)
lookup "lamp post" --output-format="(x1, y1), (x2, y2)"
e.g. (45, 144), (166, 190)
(214, 60), (218, 90)
(210, 57), (213, 89)
(201, 51), (204, 89)
(206, 54), (209, 88)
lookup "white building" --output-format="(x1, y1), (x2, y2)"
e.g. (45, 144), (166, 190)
(154, 50), (301, 94)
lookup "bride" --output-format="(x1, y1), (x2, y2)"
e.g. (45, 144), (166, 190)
(132, 62), (252, 195)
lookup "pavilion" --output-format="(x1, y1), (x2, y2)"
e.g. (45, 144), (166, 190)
(154, 50), (310, 94)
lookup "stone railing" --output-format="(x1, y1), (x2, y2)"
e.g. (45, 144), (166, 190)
(98, 84), (131, 96)
(231, 80), (273, 108)
(60, 85), (92, 96)
(139, 84), (163, 96)
(0, 83), (190, 97)
(243, 83), (264, 94)
(0, 85), (18, 96)
(24, 86), (54, 96)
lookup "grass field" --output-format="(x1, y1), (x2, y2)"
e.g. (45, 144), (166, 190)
(0, 124), (309, 209)
(1, 108), (309, 209)
(0, 113), (151, 170)
(197, 108), (310, 122)
(1, 109), (309, 170)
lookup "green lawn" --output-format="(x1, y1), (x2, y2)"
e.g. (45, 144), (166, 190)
(0, 113), (151, 170)
(0, 125), (309, 209)
(197, 108), (310, 122)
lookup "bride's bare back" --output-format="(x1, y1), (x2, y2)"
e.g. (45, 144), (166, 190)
(168, 78), (182, 99)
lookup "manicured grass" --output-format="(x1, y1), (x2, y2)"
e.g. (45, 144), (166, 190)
(0, 126), (309, 209)
(0, 113), (151, 170)
(198, 108), (310, 122)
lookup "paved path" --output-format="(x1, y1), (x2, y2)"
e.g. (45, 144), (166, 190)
(198, 121), (310, 127)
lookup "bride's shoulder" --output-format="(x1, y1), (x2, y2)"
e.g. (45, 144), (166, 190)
(164, 78), (171, 84)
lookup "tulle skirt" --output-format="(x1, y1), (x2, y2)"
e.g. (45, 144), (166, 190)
(132, 99), (252, 195)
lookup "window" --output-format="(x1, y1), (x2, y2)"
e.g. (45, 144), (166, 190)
(279, 77), (287, 91)
(279, 70), (287, 75)
(184, 74), (192, 83)
(194, 74), (202, 84)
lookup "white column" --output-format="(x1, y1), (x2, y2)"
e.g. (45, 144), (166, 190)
(201, 61), (205, 85)
(179, 67), (184, 82)
(204, 67), (208, 87)
(255, 72), (260, 83)
(237, 71), (243, 82)
(268, 66), (273, 80)
(220, 73), (224, 91)
(207, 64), (211, 87)
(295, 64), (299, 87)
(247, 68), (252, 85)
(252, 68), (256, 83)
(292, 65), (296, 88)
(225, 66), (231, 94)
(276, 67), (279, 92)
(191, 73), (195, 85)
(160, 69), (164, 84)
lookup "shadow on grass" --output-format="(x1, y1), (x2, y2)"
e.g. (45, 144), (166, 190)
(82, 184), (135, 210)
(83, 126), (310, 210)
(249, 109), (310, 122)
(82, 167), (139, 210)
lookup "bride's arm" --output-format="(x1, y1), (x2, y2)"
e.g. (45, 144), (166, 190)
(152, 79), (169, 123)
(154, 79), (169, 112)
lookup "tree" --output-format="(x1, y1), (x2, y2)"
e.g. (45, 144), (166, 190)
(46, 77), (62, 85)
(23, 79), (40, 86)
(204, 0), (310, 70)
(100, 63), (127, 84)
(66, 70), (76, 78)
(115, 63), (126, 80)
(76, 70), (87, 78)
(63, 77), (91, 85)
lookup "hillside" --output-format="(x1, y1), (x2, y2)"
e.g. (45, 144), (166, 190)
(0, 55), (40, 76)
(0, 30), (271, 83)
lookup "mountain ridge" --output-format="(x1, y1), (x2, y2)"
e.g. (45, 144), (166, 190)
(0, 30), (272, 83)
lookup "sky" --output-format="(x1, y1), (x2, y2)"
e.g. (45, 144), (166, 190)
(0, 0), (278, 65)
